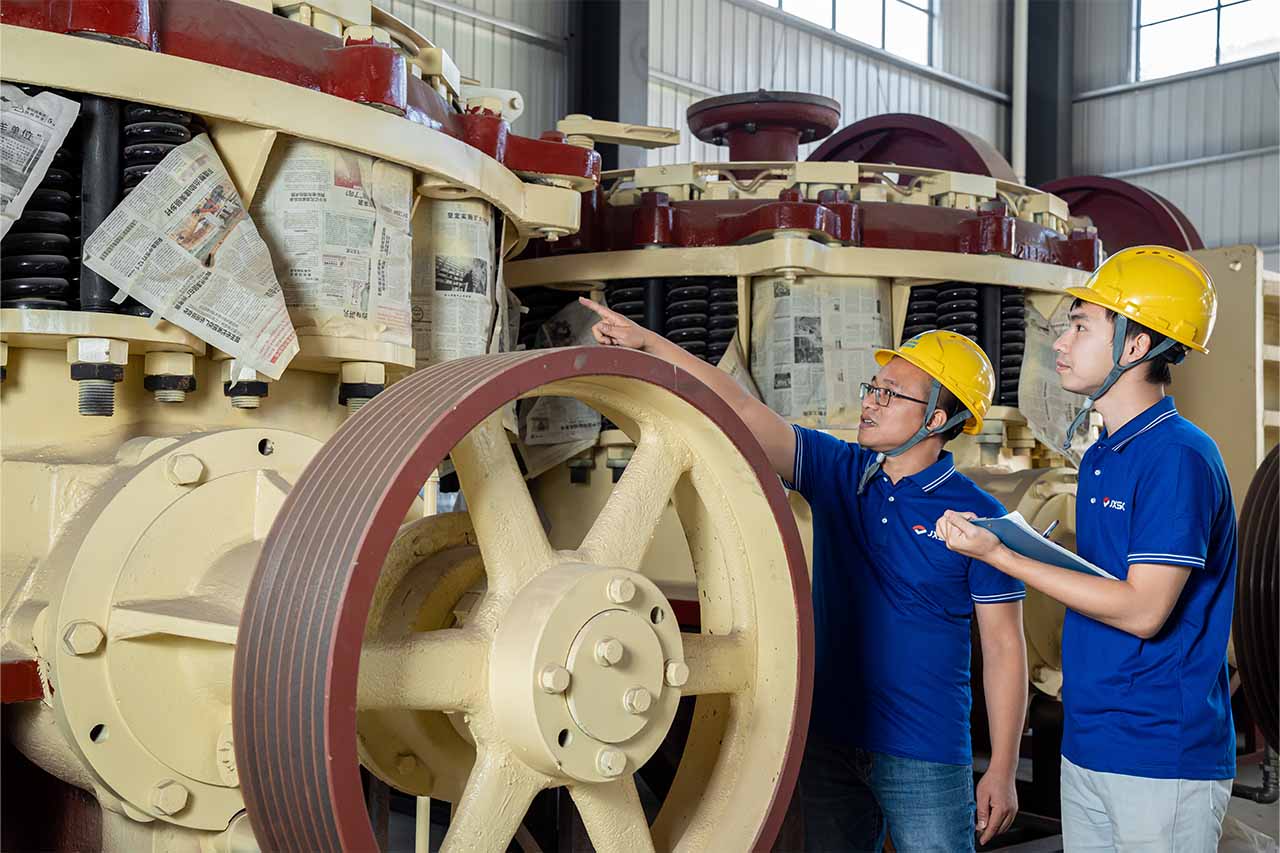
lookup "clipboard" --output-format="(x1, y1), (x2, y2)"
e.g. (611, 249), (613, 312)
(971, 511), (1116, 580)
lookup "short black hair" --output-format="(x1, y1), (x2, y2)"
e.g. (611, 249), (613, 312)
(1070, 298), (1186, 385)
(933, 384), (969, 443)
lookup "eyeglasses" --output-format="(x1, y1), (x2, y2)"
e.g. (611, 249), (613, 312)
(859, 382), (929, 407)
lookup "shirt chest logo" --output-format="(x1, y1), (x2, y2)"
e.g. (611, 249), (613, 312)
(911, 523), (945, 541)
(1101, 496), (1126, 512)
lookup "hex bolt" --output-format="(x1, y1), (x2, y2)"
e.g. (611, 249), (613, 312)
(622, 686), (652, 715)
(62, 620), (105, 656)
(594, 637), (623, 667)
(150, 779), (190, 815)
(539, 664), (571, 694)
(396, 753), (418, 775)
(144, 353), (196, 404)
(68, 338), (127, 417)
(595, 747), (627, 778)
(606, 577), (636, 605)
(665, 660), (690, 688)
(165, 454), (205, 486)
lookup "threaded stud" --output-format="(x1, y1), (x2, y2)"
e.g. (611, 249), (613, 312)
(78, 379), (116, 416)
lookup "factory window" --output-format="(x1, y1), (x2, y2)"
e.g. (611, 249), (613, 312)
(1136, 0), (1280, 81)
(762, 0), (935, 67)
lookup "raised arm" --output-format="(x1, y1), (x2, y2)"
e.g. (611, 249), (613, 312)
(579, 297), (797, 482)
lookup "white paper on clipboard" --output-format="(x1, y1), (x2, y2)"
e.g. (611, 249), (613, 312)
(971, 511), (1116, 580)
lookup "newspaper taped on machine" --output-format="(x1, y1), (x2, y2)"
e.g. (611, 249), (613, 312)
(1, 83), (80, 241)
(750, 275), (892, 429)
(82, 133), (299, 378)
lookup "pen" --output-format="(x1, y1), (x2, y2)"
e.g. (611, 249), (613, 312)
(1041, 519), (1060, 539)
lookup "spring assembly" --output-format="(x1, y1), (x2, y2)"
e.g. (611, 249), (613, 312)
(901, 285), (938, 340)
(115, 104), (198, 317)
(1, 88), (81, 309)
(122, 104), (196, 195)
(997, 289), (1026, 406)
(706, 279), (738, 363)
(602, 277), (737, 364)
(934, 284), (980, 341)
(665, 279), (710, 360)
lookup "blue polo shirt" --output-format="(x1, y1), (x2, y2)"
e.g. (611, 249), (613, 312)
(789, 425), (1025, 766)
(1064, 397), (1236, 780)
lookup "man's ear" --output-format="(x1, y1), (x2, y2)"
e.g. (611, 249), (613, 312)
(1124, 329), (1153, 364)
(927, 406), (949, 432)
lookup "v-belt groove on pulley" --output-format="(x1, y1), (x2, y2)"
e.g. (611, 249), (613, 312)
(233, 347), (814, 852)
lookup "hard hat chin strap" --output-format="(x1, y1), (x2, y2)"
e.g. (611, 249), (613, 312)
(857, 379), (971, 494)
(1061, 315), (1185, 451)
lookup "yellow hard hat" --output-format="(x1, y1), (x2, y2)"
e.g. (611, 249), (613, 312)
(1065, 245), (1216, 353)
(874, 329), (995, 435)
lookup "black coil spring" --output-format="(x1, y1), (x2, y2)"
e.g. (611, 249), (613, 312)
(603, 280), (649, 328)
(117, 104), (199, 318)
(705, 279), (738, 363)
(1, 89), (81, 309)
(901, 285), (938, 340)
(998, 289), (1026, 406)
(603, 276), (737, 364)
(665, 279), (710, 359)
(122, 104), (196, 195)
(935, 284), (980, 341)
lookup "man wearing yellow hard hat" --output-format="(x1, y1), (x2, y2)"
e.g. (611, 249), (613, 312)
(580, 297), (1029, 852)
(938, 246), (1236, 850)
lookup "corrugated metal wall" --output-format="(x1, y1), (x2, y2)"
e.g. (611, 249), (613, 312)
(372, 0), (570, 138)
(645, 0), (1012, 165)
(1071, 0), (1279, 269)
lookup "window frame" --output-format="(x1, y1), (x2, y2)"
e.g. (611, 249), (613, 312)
(1133, 0), (1266, 81)
(771, 0), (937, 67)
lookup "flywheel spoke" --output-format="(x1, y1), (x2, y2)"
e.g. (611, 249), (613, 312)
(357, 627), (486, 712)
(452, 412), (555, 594)
(439, 746), (548, 853)
(570, 776), (656, 853)
(681, 632), (752, 696)
(578, 431), (690, 570)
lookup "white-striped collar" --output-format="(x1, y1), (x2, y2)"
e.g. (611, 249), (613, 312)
(921, 465), (957, 492)
(1112, 409), (1178, 451)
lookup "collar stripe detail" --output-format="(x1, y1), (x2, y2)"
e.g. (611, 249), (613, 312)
(921, 466), (956, 492)
(972, 591), (1026, 602)
(1127, 552), (1206, 567)
(1112, 409), (1178, 450)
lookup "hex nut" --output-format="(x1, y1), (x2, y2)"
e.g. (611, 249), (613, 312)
(594, 637), (623, 667)
(66, 338), (127, 366)
(665, 660), (690, 688)
(622, 686), (652, 715)
(539, 664), (571, 694)
(606, 577), (636, 605)
(144, 351), (195, 376)
(165, 454), (205, 486)
(62, 621), (104, 656)
(150, 779), (189, 815)
(339, 361), (386, 385)
(595, 748), (627, 778)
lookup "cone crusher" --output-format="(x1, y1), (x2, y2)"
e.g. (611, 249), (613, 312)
(1, 5), (814, 852)
(506, 92), (1279, 824)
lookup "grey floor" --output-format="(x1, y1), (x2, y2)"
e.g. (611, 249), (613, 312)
(385, 762), (1280, 852)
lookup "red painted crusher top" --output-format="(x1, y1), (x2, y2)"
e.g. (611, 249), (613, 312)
(531, 91), (1102, 272)
(0, 0), (601, 186)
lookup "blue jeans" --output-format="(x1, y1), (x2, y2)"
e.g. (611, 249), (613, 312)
(797, 734), (976, 852)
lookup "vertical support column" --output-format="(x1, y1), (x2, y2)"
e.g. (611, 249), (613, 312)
(1026, 0), (1075, 185)
(574, 0), (651, 171)
(79, 96), (121, 313)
